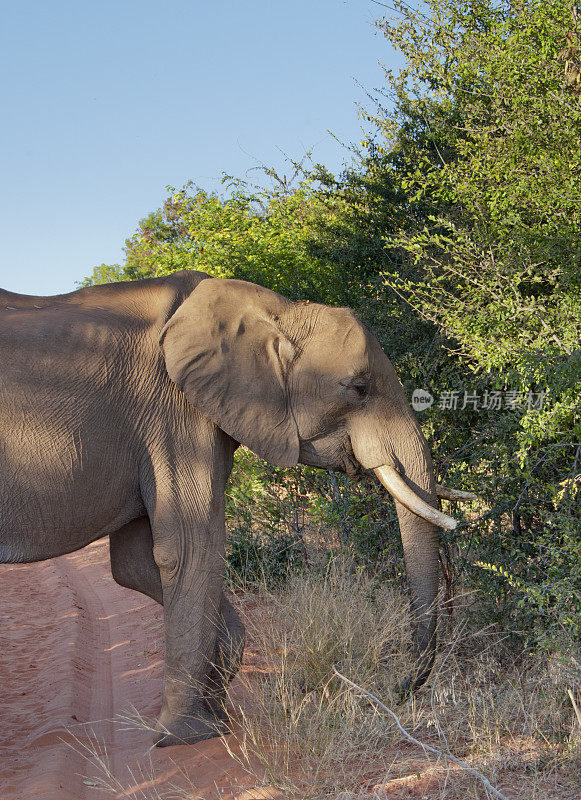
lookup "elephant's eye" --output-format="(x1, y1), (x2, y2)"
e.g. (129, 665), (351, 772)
(340, 375), (370, 400)
(352, 382), (368, 397)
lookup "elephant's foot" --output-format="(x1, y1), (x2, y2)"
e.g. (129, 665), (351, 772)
(153, 707), (228, 747)
(205, 687), (229, 723)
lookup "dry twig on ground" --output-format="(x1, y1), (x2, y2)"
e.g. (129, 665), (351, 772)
(332, 667), (510, 800)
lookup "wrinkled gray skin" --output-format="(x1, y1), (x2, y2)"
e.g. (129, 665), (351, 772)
(0, 271), (439, 746)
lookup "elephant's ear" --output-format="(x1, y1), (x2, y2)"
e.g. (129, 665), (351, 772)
(159, 278), (299, 467)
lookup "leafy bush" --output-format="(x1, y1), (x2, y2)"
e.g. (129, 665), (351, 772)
(84, 178), (363, 306)
(319, 0), (581, 653)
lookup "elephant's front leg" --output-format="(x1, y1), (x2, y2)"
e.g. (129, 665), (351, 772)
(109, 517), (163, 604)
(109, 516), (245, 728)
(154, 533), (226, 746)
(145, 428), (236, 747)
(206, 593), (246, 720)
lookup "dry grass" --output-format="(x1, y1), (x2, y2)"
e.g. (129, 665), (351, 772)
(222, 563), (581, 799)
(223, 563), (417, 798)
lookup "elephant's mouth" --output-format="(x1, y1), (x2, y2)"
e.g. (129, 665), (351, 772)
(297, 435), (363, 479)
(341, 450), (364, 479)
(299, 438), (463, 529)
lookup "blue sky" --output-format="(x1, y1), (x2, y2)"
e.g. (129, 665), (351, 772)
(0, 0), (397, 295)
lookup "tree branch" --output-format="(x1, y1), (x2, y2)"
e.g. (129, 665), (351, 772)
(332, 668), (509, 800)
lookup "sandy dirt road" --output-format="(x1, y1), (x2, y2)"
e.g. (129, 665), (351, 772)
(0, 539), (265, 800)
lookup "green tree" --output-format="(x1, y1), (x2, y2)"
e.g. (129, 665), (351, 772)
(354, 0), (581, 648)
(85, 179), (366, 305)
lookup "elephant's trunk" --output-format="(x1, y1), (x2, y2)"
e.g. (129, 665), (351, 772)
(347, 346), (457, 690)
(390, 417), (444, 689)
(381, 420), (442, 689)
(394, 504), (440, 690)
(359, 410), (448, 690)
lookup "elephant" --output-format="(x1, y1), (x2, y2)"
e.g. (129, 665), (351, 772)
(0, 270), (469, 746)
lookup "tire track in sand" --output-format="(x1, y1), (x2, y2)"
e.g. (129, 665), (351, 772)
(0, 539), (165, 800)
(49, 540), (166, 799)
(51, 545), (119, 796)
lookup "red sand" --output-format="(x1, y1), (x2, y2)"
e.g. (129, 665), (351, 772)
(0, 539), (268, 800)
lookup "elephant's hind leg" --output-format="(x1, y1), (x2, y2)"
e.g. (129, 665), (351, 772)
(109, 517), (163, 604)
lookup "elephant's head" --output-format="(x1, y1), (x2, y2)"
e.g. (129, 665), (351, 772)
(160, 277), (461, 688)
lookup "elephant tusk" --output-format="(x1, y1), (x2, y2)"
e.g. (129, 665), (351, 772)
(436, 484), (477, 502)
(374, 466), (458, 531)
